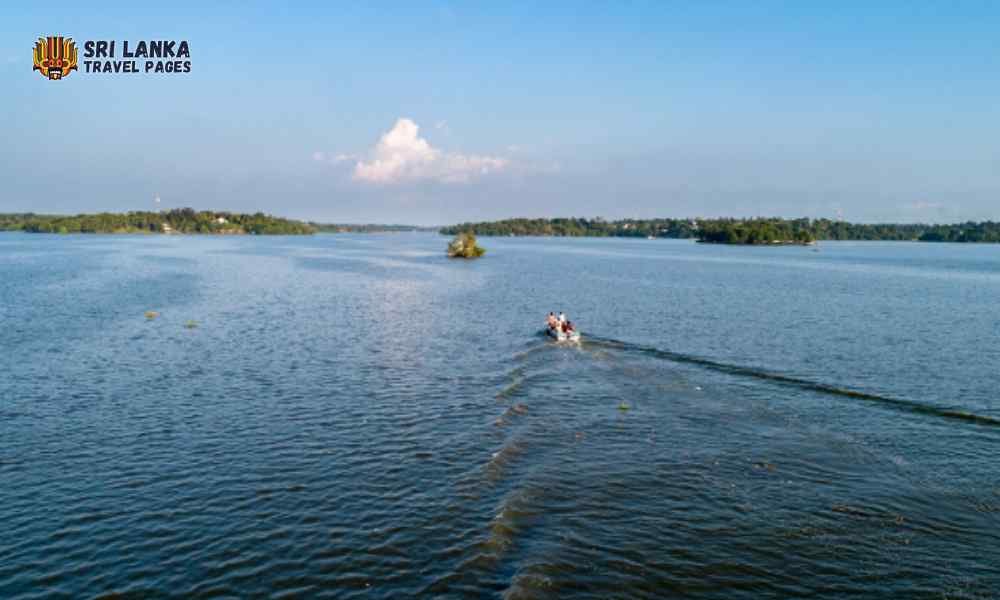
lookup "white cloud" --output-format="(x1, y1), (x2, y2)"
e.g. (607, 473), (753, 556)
(353, 118), (507, 184)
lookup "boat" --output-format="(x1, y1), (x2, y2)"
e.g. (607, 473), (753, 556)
(546, 325), (581, 342)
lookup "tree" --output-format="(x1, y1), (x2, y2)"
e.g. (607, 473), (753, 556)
(447, 231), (486, 258)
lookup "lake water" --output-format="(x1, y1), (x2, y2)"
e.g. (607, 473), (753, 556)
(1, 232), (998, 598)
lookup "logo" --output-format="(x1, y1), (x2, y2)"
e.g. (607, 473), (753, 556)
(33, 36), (78, 80)
(32, 36), (192, 79)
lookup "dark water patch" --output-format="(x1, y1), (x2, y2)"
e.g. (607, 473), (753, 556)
(586, 336), (1000, 428)
(0, 410), (30, 420)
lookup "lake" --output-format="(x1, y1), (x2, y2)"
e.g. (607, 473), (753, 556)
(1, 232), (998, 598)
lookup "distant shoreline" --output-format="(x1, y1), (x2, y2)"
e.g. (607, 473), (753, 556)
(1, 209), (314, 236)
(0, 211), (443, 236)
(5, 212), (1000, 244)
(439, 217), (1000, 244)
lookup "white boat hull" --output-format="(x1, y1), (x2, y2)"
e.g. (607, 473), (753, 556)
(546, 326), (581, 342)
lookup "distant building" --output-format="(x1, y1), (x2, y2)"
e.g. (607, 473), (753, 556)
(161, 223), (173, 233)
(214, 217), (228, 224)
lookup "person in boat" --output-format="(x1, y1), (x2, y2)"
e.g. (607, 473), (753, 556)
(558, 312), (567, 325)
(546, 312), (558, 329)
(564, 321), (575, 334)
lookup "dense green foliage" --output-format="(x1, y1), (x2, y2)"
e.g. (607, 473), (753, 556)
(310, 223), (435, 233)
(447, 231), (486, 258)
(3, 209), (315, 235)
(0, 213), (58, 231)
(696, 220), (816, 245)
(917, 222), (1000, 242)
(440, 218), (1000, 244)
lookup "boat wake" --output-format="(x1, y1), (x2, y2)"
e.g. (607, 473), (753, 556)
(582, 335), (1000, 428)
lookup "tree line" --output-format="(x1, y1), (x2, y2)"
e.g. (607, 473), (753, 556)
(440, 218), (1000, 244)
(1, 209), (315, 235)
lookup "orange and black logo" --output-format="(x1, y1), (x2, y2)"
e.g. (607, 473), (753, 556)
(33, 36), (78, 80)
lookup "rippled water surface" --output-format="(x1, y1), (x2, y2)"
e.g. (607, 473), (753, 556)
(1, 232), (998, 598)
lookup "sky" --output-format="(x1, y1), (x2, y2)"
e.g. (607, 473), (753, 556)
(2, 1), (999, 225)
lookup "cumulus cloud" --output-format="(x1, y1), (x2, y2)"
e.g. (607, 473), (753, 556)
(353, 118), (507, 184)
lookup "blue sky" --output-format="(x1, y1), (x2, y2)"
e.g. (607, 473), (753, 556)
(2, 1), (999, 224)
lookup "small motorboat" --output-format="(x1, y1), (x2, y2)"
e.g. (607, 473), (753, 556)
(546, 325), (581, 342)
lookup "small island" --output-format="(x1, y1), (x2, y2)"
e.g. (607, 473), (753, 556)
(447, 231), (486, 258)
(695, 220), (816, 245)
(1, 209), (315, 235)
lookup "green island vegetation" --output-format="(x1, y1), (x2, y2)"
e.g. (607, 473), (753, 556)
(1, 209), (315, 235)
(309, 223), (437, 233)
(440, 218), (1000, 244)
(696, 220), (816, 245)
(0, 213), (58, 231)
(447, 231), (486, 258)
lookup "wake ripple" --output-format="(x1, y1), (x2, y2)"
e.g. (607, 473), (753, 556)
(585, 336), (1000, 428)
